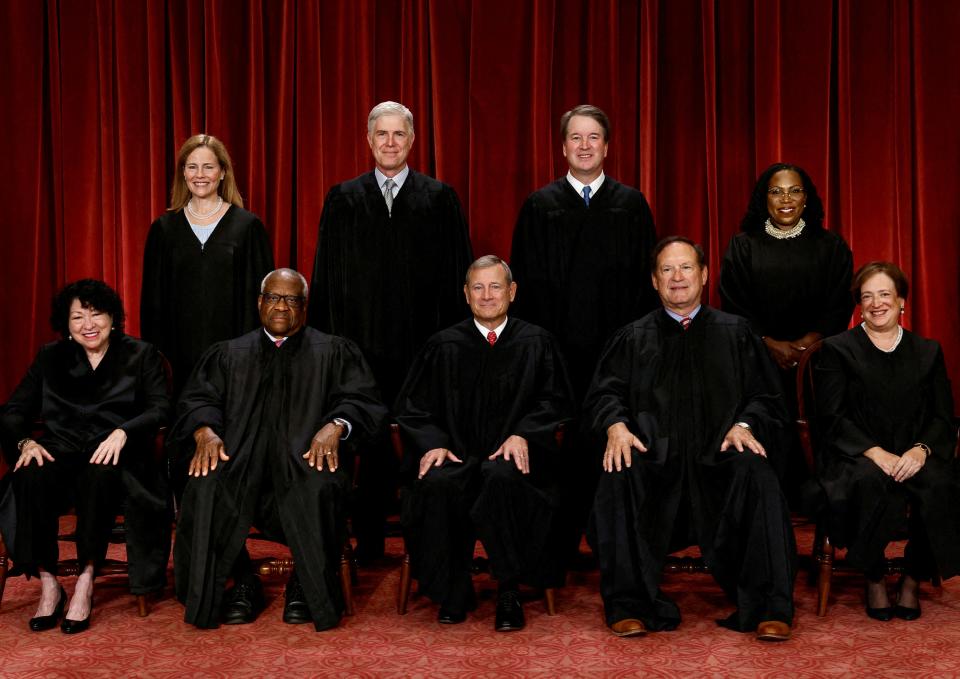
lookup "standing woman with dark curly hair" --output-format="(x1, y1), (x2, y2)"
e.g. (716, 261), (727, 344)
(0, 280), (170, 634)
(141, 134), (274, 395)
(719, 163), (854, 488)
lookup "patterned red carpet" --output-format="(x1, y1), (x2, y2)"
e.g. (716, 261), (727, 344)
(1, 520), (959, 678)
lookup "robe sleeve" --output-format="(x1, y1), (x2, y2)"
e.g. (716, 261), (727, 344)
(307, 187), (341, 333)
(117, 344), (171, 440)
(731, 328), (790, 465)
(169, 344), (230, 462)
(320, 340), (388, 443)
(436, 186), (473, 330)
(718, 235), (764, 334)
(393, 342), (455, 459)
(917, 344), (956, 461)
(0, 349), (44, 460)
(814, 341), (877, 458)
(812, 234), (854, 336)
(583, 327), (654, 443)
(509, 337), (575, 452)
(140, 218), (167, 347)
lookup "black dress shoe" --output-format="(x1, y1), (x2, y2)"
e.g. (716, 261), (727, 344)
(29, 587), (67, 632)
(437, 607), (467, 624)
(283, 571), (312, 624)
(495, 590), (525, 632)
(222, 577), (265, 625)
(60, 611), (91, 635)
(865, 581), (892, 621)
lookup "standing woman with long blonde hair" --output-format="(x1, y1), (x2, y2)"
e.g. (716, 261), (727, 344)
(141, 134), (274, 396)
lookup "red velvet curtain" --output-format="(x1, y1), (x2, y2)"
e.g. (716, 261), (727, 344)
(1, 0), (959, 402)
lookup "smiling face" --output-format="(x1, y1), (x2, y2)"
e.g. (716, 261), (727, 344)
(651, 242), (708, 316)
(258, 271), (308, 337)
(766, 169), (807, 229)
(859, 272), (903, 333)
(463, 264), (517, 330)
(68, 298), (112, 354)
(183, 146), (224, 201)
(367, 113), (414, 176)
(561, 114), (608, 183)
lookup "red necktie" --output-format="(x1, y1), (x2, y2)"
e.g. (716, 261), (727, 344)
(275, 339), (284, 347)
(681, 317), (691, 331)
(487, 330), (497, 346)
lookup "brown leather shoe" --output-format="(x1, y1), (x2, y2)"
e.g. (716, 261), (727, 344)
(755, 620), (791, 641)
(610, 618), (647, 637)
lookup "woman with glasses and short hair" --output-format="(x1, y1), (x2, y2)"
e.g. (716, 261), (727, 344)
(719, 163), (854, 490)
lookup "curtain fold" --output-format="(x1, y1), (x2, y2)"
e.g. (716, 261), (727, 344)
(1, 0), (958, 402)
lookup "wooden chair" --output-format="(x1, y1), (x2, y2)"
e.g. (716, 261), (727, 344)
(795, 339), (943, 616)
(391, 423), (558, 616)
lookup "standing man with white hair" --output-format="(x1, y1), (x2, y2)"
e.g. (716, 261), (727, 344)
(309, 101), (473, 560)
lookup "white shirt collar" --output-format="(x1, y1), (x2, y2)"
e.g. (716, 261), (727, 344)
(263, 328), (287, 343)
(474, 317), (508, 341)
(375, 166), (410, 192)
(566, 171), (605, 198)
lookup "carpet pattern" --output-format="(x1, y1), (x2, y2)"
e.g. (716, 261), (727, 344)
(1, 519), (959, 678)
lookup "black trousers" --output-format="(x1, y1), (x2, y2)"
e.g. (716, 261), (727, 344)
(12, 452), (122, 576)
(401, 456), (561, 613)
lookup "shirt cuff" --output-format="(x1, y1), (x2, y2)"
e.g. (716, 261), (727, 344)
(333, 417), (352, 440)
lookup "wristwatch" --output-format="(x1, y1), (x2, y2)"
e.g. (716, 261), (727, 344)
(17, 438), (34, 452)
(734, 422), (751, 431)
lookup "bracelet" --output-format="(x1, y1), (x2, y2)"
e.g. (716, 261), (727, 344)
(914, 442), (932, 458)
(17, 438), (34, 452)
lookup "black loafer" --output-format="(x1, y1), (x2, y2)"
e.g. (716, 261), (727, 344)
(222, 578), (265, 625)
(494, 590), (525, 632)
(437, 607), (467, 624)
(283, 571), (311, 624)
(29, 586), (67, 632)
(60, 612), (91, 635)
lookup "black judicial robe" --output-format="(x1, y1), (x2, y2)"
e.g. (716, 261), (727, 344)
(395, 318), (575, 596)
(585, 306), (796, 631)
(719, 227), (853, 342)
(141, 206), (274, 394)
(813, 327), (960, 577)
(170, 327), (387, 630)
(0, 336), (171, 593)
(308, 170), (473, 403)
(510, 177), (658, 398)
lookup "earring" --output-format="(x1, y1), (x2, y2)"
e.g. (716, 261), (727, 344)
(900, 307), (905, 314)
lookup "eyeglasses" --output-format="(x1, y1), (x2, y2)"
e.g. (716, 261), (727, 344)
(261, 292), (305, 309)
(767, 186), (805, 197)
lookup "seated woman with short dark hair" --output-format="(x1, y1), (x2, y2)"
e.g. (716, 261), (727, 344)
(0, 279), (170, 634)
(814, 261), (960, 621)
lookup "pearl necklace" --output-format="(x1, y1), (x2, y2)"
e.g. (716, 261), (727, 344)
(186, 197), (223, 220)
(764, 217), (805, 240)
(862, 322), (903, 353)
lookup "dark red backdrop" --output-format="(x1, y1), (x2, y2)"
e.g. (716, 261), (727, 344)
(1, 0), (958, 402)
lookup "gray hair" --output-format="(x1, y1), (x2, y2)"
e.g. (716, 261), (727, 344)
(260, 268), (309, 298)
(465, 255), (513, 285)
(367, 101), (414, 136)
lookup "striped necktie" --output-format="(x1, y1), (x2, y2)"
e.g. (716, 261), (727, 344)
(680, 316), (691, 331)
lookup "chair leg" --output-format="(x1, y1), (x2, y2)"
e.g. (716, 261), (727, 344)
(136, 594), (148, 617)
(0, 547), (7, 607)
(397, 553), (412, 615)
(340, 551), (354, 617)
(544, 587), (556, 616)
(816, 534), (835, 617)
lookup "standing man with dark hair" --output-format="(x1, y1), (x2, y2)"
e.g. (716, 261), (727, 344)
(585, 237), (796, 641)
(510, 104), (659, 564)
(309, 101), (474, 560)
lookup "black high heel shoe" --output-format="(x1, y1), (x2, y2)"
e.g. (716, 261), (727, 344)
(61, 595), (93, 634)
(893, 575), (921, 621)
(29, 586), (67, 632)
(864, 580), (892, 622)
